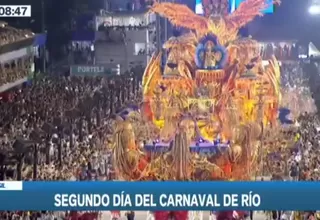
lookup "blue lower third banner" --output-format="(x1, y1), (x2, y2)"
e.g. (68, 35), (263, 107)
(0, 181), (318, 211)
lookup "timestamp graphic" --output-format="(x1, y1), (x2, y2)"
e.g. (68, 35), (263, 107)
(0, 5), (31, 17)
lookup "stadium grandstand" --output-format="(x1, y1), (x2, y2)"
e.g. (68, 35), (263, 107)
(0, 21), (46, 94)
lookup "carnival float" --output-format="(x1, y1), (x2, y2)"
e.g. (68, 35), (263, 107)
(111, 0), (281, 219)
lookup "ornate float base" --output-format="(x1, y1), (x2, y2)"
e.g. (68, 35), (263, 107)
(159, 76), (194, 94)
(195, 69), (225, 86)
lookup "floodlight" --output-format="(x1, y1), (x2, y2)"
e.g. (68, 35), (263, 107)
(309, 5), (320, 15)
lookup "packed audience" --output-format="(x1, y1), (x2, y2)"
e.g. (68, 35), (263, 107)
(260, 60), (320, 220)
(281, 62), (305, 87)
(265, 62), (317, 178)
(0, 24), (34, 47)
(0, 73), (141, 219)
(293, 113), (320, 182)
(280, 62), (317, 117)
(281, 113), (320, 220)
(0, 24), (36, 88)
(70, 41), (95, 65)
(0, 56), (33, 88)
(260, 42), (307, 61)
(0, 74), (140, 180)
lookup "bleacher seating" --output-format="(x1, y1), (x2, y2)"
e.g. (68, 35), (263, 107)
(0, 22), (35, 90)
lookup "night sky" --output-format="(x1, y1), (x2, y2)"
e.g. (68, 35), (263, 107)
(248, 0), (320, 43)
(2, 0), (320, 45)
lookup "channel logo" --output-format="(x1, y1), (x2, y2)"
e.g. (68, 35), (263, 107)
(0, 181), (23, 191)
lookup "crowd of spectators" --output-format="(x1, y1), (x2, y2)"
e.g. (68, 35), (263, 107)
(0, 24), (37, 89)
(0, 74), (140, 180)
(69, 41), (95, 65)
(0, 56), (34, 88)
(280, 62), (317, 117)
(0, 73), (141, 219)
(292, 114), (320, 181)
(284, 61), (320, 183)
(260, 43), (307, 61)
(263, 62), (316, 176)
(259, 60), (320, 220)
(281, 62), (305, 87)
(0, 24), (34, 47)
(272, 113), (320, 220)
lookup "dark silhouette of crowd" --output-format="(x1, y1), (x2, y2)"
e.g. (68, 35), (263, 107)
(69, 41), (95, 65)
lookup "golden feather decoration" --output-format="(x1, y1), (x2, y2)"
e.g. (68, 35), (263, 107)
(148, 2), (209, 32)
(264, 55), (281, 102)
(148, 0), (280, 45)
(142, 52), (162, 96)
(163, 34), (197, 68)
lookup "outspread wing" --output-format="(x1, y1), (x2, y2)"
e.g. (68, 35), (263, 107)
(226, 0), (280, 29)
(142, 52), (162, 97)
(149, 2), (208, 31)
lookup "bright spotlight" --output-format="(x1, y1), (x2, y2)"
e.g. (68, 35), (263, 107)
(309, 5), (320, 14)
